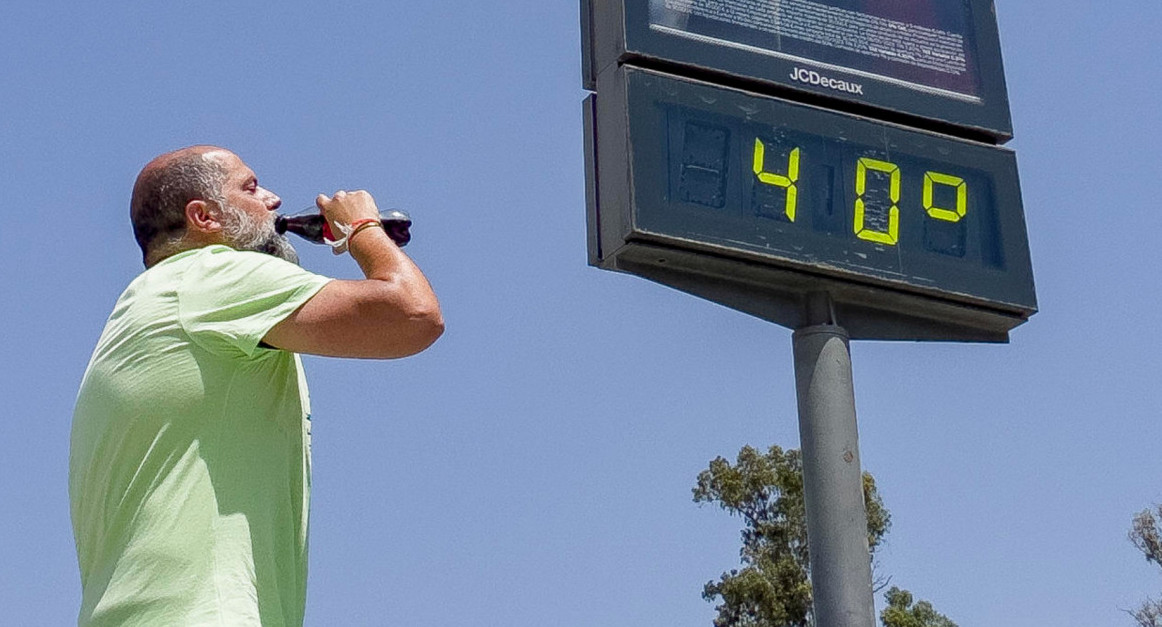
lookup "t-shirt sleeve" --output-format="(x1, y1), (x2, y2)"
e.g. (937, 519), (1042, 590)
(177, 246), (332, 357)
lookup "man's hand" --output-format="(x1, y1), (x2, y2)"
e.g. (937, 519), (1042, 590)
(317, 190), (381, 234)
(263, 190), (443, 359)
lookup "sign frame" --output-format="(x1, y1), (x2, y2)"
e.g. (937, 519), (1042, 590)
(583, 0), (1015, 142)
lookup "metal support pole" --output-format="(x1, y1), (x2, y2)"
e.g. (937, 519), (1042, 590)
(793, 315), (875, 627)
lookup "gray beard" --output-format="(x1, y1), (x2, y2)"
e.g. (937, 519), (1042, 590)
(218, 203), (300, 265)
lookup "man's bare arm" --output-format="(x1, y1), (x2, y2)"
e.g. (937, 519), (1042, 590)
(263, 191), (444, 359)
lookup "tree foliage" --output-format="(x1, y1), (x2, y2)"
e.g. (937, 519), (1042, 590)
(693, 445), (887, 627)
(1129, 506), (1162, 627)
(880, 587), (957, 627)
(694, 444), (953, 627)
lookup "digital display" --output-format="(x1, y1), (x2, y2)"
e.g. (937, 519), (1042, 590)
(648, 0), (981, 100)
(607, 67), (1035, 314)
(663, 107), (1001, 271)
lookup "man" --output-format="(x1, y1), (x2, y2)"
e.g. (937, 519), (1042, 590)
(69, 146), (443, 626)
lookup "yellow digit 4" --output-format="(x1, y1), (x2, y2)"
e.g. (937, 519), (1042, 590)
(924, 171), (967, 223)
(854, 157), (900, 245)
(753, 138), (800, 222)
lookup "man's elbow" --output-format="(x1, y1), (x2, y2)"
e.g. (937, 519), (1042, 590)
(388, 300), (443, 358)
(409, 305), (445, 354)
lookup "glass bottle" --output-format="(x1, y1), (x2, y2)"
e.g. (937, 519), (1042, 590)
(275, 209), (412, 247)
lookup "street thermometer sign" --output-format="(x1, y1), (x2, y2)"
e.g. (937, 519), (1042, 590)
(582, 0), (1036, 341)
(580, 4), (1038, 622)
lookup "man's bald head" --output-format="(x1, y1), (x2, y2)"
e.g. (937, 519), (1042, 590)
(130, 146), (232, 266)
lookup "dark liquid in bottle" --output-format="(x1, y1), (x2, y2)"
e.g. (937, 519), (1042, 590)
(275, 210), (412, 247)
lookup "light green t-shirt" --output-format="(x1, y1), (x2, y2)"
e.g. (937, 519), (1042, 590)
(70, 245), (332, 626)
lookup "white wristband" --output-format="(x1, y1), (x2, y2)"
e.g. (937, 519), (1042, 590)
(324, 221), (357, 255)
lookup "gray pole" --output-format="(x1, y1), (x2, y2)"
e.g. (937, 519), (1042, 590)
(793, 317), (876, 627)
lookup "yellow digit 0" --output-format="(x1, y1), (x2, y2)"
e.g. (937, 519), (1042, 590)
(924, 171), (967, 223)
(854, 157), (900, 245)
(753, 138), (800, 222)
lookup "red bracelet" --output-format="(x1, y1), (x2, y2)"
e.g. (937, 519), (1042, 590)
(322, 218), (379, 242)
(348, 219), (385, 244)
(347, 218), (381, 231)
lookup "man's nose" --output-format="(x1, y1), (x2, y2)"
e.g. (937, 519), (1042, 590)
(266, 191), (282, 211)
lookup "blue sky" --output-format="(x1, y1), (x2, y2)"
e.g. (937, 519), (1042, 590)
(2, 1), (1160, 625)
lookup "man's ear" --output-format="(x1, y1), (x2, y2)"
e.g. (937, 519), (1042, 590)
(185, 199), (222, 234)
